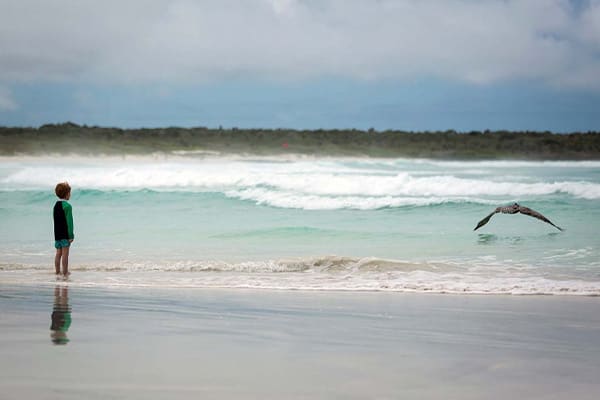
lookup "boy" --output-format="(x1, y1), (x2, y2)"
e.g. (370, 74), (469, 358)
(53, 182), (74, 276)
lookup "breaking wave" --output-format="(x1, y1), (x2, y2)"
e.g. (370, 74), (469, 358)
(2, 157), (600, 210)
(2, 256), (599, 296)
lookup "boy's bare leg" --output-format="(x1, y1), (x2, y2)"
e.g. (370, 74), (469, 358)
(55, 249), (62, 275)
(61, 246), (70, 276)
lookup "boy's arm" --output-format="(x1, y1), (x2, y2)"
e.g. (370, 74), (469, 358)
(62, 202), (75, 240)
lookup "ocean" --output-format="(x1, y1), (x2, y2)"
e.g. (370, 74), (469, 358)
(1, 154), (599, 295)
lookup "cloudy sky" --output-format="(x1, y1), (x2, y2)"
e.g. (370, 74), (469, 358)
(1, 0), (599, 131)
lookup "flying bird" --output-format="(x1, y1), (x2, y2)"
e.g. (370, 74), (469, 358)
(474, 203), (563, 231)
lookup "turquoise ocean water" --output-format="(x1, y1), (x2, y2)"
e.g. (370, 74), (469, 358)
(1, 155), (599, 294)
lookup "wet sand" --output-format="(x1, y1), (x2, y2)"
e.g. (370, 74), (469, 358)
(1, 284), (599, 399)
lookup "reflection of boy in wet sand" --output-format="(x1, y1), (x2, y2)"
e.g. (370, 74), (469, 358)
(50, 286), (71, 345)
(53, 182), (74, 276)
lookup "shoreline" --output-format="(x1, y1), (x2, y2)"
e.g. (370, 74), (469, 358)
(2, 123), (600, 159)
(2, 269), (600, 296)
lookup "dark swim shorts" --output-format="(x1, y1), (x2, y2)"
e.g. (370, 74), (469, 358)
(54, 239), (71, 249)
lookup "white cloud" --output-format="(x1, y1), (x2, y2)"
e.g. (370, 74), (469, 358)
(0, 86), (18, 111)
(266, 0), (298, 15)
(0, 0), (599, 89)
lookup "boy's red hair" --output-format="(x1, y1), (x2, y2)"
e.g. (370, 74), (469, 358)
(55, 182), (71, 199)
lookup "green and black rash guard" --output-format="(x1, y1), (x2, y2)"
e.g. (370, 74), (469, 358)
(53, 200), (74, 241)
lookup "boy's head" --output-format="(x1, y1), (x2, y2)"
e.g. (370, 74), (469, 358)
(55, 182), (71, 200)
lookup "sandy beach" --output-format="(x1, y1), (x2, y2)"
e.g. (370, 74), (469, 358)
(1, 284), (599, 399)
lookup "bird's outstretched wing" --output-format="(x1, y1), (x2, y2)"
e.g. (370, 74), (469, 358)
(474, 211), (497, 231)
(518, 206), (563, 231)
(474, 203), (563, 231)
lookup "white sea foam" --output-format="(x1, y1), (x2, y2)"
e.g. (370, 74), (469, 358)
(410, 159), (600, 168)
(2, 159), (600, 200)
(225, 189), (498, 209)
(2, 257), (599, 295)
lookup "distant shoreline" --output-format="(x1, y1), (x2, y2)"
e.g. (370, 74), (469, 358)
(2, 122), (599, 159)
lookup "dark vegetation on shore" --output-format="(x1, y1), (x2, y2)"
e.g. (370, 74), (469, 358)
(1, 122), (599, 159)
